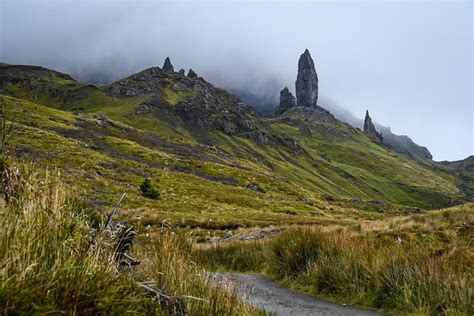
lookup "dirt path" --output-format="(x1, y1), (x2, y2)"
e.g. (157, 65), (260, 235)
(213, 273), (383, 316)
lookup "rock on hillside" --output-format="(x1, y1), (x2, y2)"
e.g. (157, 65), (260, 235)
(296, 49), (319, 107)
(187, 69), (198, 78)
(163, 57), (174, 72)
(275, 87), (296, 115)
(364, 111), (383, 144)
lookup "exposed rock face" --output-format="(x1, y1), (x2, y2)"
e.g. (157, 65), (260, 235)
(163, 57), (174, 72)
(187, 69), (198, 78)
(275, 87), (296, 115)
(364, 110), (383, 144)
(295, 49), (318, 107)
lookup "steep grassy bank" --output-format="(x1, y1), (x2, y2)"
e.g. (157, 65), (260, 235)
(0, 160), (262, 315)
(194, 207), (474, 315)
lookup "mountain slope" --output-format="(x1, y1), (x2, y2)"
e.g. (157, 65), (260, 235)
(314, 101), (434, 161)
(232, 89), (435, 162)
(1, 63), (469, 228)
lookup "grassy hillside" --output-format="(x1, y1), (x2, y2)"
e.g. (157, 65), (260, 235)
(1, 64), (470, 234)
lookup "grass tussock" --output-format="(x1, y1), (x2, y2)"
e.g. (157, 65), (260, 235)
(193, 241), (268, 272)
(0, 162), (159, 314)
(194, 227), (473, 315)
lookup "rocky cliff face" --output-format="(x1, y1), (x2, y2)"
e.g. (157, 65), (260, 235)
(275, 87), (296, 115)
(295, 49), (318, 107)
(364, 110), (383, 144)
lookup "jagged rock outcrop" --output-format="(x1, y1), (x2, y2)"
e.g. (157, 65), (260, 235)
(364, 110), (383, 144)
(108, 66), (269, 141)
(275, 87), (296, 115)
(295, 49), (318, 107)
(187, 69), (198, 78)
(163, 57), (174, 72)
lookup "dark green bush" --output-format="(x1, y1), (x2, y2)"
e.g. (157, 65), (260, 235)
(139, 178), (160, 199)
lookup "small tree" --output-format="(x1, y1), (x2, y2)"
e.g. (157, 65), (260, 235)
(139, 179), (160, 200)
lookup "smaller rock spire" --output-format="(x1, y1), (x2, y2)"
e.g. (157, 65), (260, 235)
(178, 69), (185, 75)
(363, 110), (383, 144)
(187, 68), (198, 78)
(163, 57), (174, 72)
(275, 87), (296, 115)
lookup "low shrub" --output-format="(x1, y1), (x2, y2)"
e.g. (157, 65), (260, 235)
(140, 178), (160, 199)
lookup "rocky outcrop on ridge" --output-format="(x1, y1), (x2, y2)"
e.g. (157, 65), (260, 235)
(275, 87), (296, 115)
(187, 69), (198, 78)
(364, 110), (383, 144)
(295, 49), (318, 107)
(162, 57), (174, 72)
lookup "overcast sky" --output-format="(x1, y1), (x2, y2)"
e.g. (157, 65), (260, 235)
(1, 0), (472, 161)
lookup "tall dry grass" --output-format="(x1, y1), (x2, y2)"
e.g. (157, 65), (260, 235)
(140, 232), (265, 315)
(0, 162), (159, 314)
(0, 160), (263, 315)
(193, 241), (268, 272)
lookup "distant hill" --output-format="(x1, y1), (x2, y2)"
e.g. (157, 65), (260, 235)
(438, 155), (474, 173)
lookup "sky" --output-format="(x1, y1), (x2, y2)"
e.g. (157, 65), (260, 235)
(1, 0), (472, 161)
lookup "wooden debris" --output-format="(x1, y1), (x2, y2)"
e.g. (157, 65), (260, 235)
(100, 193), (187, 315)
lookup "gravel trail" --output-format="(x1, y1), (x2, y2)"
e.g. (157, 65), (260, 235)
(213, 273), (383, 316)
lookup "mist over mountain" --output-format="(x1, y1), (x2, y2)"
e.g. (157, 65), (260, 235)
(12, 58), (449, 162)
(1, 1), (471, 161)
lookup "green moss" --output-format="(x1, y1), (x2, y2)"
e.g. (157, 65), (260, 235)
(163, 86), (194, 105)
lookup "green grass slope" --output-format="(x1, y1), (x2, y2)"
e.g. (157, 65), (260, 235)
(1, 64), (470, 231)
